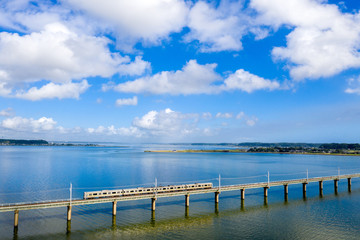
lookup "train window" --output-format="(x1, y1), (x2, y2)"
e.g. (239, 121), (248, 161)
(103, 193), (107, 195)
(112, 192), (116, 194)
(147, 189), (150, 191)
(139, 190), (142, 192)
(163, 188), (166, 190)
(170, 187), (173, 189)
(130, 190), (134, 192)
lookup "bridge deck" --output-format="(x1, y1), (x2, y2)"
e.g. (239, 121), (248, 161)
(1, 173), (359, 212)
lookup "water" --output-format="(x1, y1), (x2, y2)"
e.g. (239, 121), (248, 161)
(0, 144), (360, 239)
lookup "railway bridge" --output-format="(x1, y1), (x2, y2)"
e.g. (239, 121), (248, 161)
(1, 173), (359, 230)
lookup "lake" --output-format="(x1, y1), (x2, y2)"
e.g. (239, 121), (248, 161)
(0, 144), (360, 239)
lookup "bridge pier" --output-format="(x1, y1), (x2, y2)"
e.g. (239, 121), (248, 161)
(263, 187), (268, 198)
(241, 189), (245, 200)
(112, 201), (117, 216)
(185, 194), (190, 207)
(319, 181), (323, 196)
(348, 178), (352, 192)
(284, 184), (288, 196)
(215, 192), (220, 203)
(215, 202), (219, 215)
(302, 183), (307, 198)
(151, 197), (156, 211)
(14, 210), (19, 228)
(67, 205), (72, 221)
(334, 179), (338, 194)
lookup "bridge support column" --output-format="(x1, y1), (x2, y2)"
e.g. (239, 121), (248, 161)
(348, 178), (352, 192)
(241, 189), (245, 200)
(302, 183), (307, 198)
(14, 210), (19, 228)
(151, 197), (156, 211)
(263, 187), (268, 198)
(112, 201), (117, 216)
(67, 205), (72, 221)
(185, 194), (190, 207)
(319, 181), (323, 196)
(334, 179), (338, 194)
(215, 192), (220, 203)
(215, 202), (219, 214)
(284, 185), (288, 195)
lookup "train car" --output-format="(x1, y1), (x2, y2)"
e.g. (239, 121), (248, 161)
(83, 183), (213, 199)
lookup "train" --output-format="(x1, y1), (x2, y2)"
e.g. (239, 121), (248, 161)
(83, 182), (213, 199)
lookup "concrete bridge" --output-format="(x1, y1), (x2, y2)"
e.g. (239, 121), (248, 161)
(1, 173), (359, 230)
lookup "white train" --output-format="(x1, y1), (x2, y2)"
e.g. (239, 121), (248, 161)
(83, 183), (213, 199)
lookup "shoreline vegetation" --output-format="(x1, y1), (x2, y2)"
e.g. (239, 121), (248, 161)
(145, 143), (360, 156)
(0, 139), (99, 147)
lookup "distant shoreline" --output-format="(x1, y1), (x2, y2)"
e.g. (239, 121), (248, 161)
(145, 149), (360, 156)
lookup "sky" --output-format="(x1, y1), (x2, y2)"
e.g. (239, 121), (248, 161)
(1, 0), (360, 143)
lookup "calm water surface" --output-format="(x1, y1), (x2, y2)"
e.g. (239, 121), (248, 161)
(0, 144), (359, 239)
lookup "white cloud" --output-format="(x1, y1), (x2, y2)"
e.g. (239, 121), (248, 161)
(117, 56), (151, 76)
(107, 61), (279, 95)
(236, 111), (258, 126)
(202, 112), (212, 120)
(110, 60), (221, 95)
(236, 112), (245, 119)
(132, 108), (199, 137)
(1, 116), (57, 132)
(116, 96), (138, 107)
(216, 112), (233, 119)
(246, 118), (258, 127)
(251, 0), (360, 80)
(185, 1), (247, 52)
(0, 108), (14, 117)
(0, 22), (150, 100)
(15, 80), (90, 101)
(223, 69), (280, 93)
(65, 0), (189, 51)
(345, 76), (360, 95)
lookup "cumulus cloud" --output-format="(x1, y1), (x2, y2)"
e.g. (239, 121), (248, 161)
(251, 0), (360, 80)
(0, 108), (14, 117)
(223, 69), (280, 93)
(106, 61), (279, 95)
(85, 108), (201, 140)
(1, 116), (57, 132)
(15, 80), (90, 101)
(185, 1), (248, 52)
(116, 96), (138, 107)
(0, 108), (259, 141)
(0, 22), (150, 100)
(65, 0), (189, 51)
(109, 60), (221, 95)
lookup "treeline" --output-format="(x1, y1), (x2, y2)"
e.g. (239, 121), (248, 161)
(319, 143), (360, 150)
(0, 139), (49, 145)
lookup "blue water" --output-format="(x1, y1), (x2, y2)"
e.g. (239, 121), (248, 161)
(0, 145), (360, 239)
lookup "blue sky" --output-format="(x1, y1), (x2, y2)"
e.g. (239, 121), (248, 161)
(1, 0), (360, 143)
